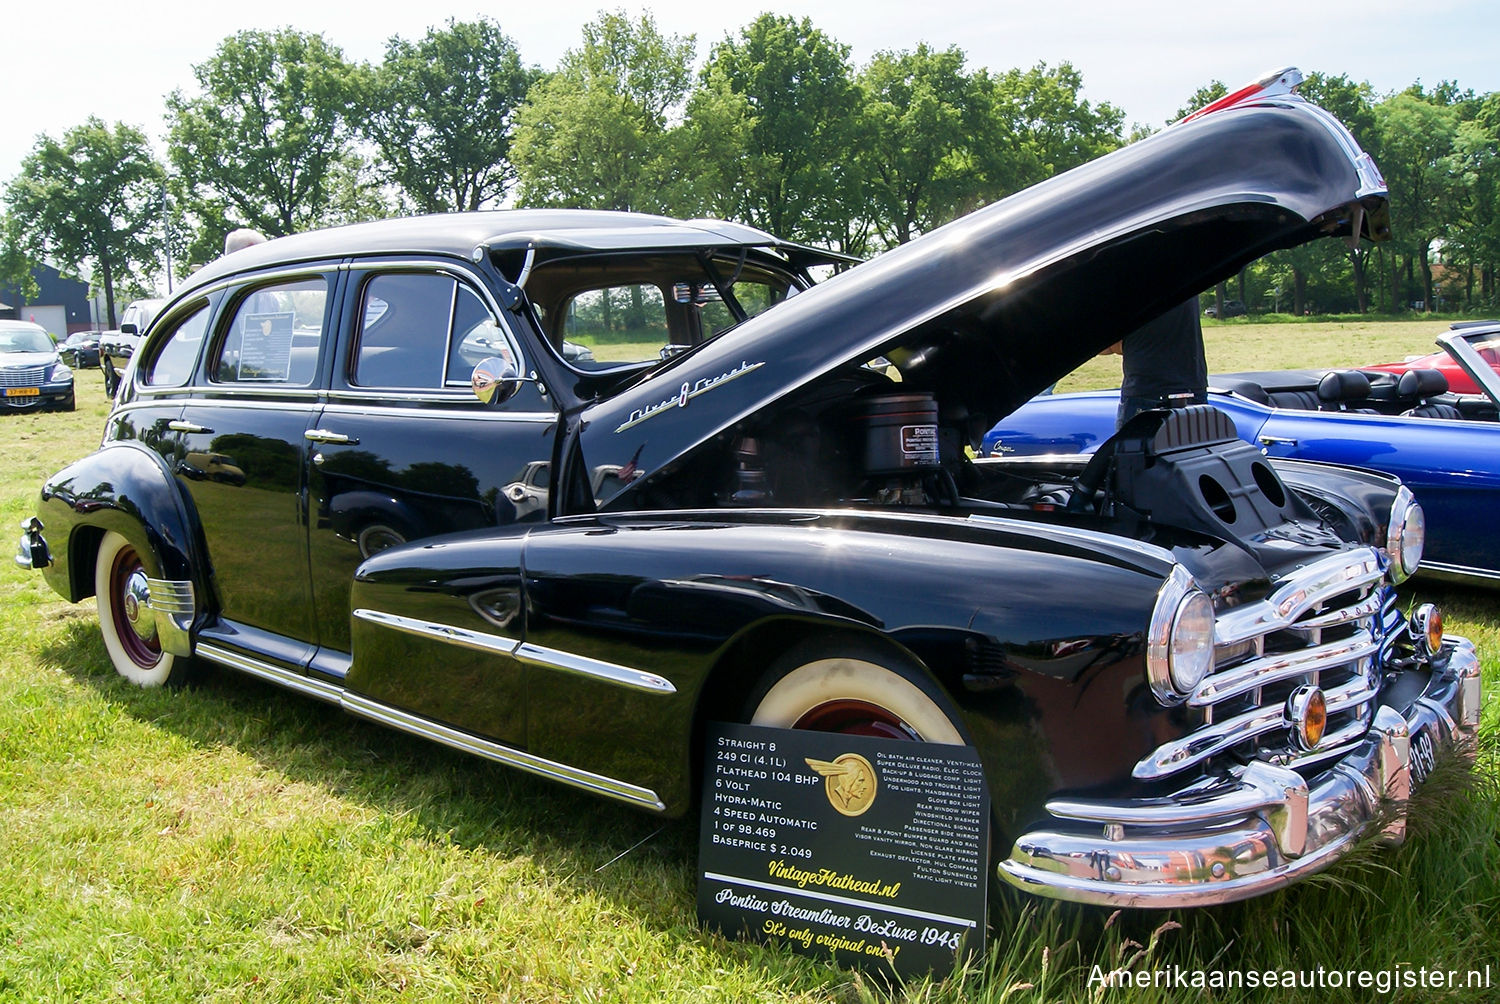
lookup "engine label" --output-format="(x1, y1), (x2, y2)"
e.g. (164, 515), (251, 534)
(901, 424), (938, 459)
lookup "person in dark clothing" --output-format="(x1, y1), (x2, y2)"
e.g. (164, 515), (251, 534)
(1115, 298), (1207, 427)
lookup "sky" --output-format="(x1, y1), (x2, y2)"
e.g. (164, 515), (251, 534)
(6, 0), (1499, 188)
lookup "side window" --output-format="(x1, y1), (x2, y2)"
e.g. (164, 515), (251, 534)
(213, 278), (327, 385)
(354, 272), (518, 391)
(143, 305), (210, 387)
(448, 285), (510, 386)
(560, 285), (669, 363)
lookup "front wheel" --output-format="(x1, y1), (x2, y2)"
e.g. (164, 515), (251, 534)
(94, 531), (189, 687)
(748, 641), (965, 745)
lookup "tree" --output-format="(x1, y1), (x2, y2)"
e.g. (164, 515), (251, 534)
(511, 12), (694, 213)
(364, 19), (540, 212)
(994, 62), (1124, 191)
(1449, 96), (1500, 306)
(686, 14), (863, 249)
(3, 118), (164, 327)
(1172, 81), (1228, 124)
(1375, 92), (1459, 312)
(856, 45), (988, 246)
(166, 30), (361, 245)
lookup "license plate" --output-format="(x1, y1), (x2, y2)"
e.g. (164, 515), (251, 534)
(1409, 727), (1437, 786)
(3, 387), (39, 397)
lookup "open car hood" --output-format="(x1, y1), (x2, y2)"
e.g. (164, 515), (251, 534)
(578, 97), (1388, 508)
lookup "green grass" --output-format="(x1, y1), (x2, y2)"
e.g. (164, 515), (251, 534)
(1058, 316), (1459, 393)
(1, 341), (1497, 1002)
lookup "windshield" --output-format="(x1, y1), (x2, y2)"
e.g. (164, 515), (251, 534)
(524, 251), (804, 369)
(0, 328), (54, 353)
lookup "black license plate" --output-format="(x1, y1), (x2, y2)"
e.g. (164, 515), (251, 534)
(1409, 726), (1437, 786)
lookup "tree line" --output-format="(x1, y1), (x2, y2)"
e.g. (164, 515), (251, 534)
(3, 12), (1496, 326)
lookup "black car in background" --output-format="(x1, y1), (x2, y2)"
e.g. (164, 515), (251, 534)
(1204, 299), (1247, 318)
(21, 72), (1480, 909)
(57, 330), (103, 368)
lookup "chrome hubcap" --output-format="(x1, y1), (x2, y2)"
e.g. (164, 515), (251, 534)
(123, 571), (156, 644)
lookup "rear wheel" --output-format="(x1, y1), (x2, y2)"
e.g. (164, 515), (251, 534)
(748, 641), (964, 745)
(94, 531), (188, 687)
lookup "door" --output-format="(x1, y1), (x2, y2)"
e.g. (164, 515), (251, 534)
(173, 274), (335, 669)
(314, 263), (557, 745)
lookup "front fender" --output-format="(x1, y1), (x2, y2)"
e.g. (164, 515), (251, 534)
(37, 441), (201, 604)
(350, 510), (1169, 822)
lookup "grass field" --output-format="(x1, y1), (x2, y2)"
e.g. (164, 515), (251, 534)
(1, 327), (1497, 1002)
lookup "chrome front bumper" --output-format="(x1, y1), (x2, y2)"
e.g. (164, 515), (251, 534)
(998, 637), (1483, 908)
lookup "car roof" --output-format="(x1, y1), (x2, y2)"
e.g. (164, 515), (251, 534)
(0, 319), (48, 333)
(180, 210), (849, 295)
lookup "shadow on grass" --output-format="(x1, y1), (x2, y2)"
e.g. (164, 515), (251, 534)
(41, 617), (703, 923)
(39, 614), (1500, 997)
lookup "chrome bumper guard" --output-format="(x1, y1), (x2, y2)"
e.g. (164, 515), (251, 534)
(998, 637), (1482, 907)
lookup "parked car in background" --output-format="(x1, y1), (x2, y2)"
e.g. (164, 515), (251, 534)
(984, 321), (1500, 586)
(1363, 319), (1500, 394)
(1203, 299), (1246, 318)
(21, 72), (1480, 910)
(57, 330), (103, 368)
(0, 319), (75, 411)
(100, 297), (166, 395)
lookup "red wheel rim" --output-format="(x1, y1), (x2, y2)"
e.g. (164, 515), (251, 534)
(792, 699), (919, 741)
(109, 544), (162, 669)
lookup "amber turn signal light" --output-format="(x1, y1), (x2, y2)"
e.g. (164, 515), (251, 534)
(1287, 686), (1327, 751)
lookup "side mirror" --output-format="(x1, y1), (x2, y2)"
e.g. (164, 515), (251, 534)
(471, 355), (523, 406)
(120, 323), (138, 335)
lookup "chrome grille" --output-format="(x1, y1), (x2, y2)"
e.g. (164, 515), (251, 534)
(1136, 549), (1387, 781)
(0, 366), (47, 387)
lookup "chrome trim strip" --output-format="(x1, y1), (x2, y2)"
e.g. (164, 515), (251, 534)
(341, 692), (665, 811)
(145, 577), (195, 657)
(1419, 559), (1500, 585)
(1213, 548), (1382, 647)
(318, 400), (557, 422)
(1136, 668), (1378, 780)
(514, 642), (677, 695)
(353, 609), (675, 695)
(352, 608), (520, 657)
(1191, 630), (1378, 707)
(1048, 761), (1302, 828)
(197, 642), (343, 704)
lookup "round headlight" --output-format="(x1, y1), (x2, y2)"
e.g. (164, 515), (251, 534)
(1385, 486), (1424, 583)
(1147, 567), (1215, 704)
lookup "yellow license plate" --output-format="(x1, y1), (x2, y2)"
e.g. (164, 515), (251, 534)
(3, 387), (39, 397)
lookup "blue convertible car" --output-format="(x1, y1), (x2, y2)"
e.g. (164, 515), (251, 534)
(983, 322), (1500, 586)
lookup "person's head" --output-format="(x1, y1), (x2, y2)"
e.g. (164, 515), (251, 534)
(223, 228), (268, 255)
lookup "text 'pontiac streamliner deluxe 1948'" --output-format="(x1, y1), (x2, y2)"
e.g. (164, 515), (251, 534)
(20, 69), (1482, 908)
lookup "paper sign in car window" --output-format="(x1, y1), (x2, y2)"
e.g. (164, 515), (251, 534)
(237, 311), (295, 382)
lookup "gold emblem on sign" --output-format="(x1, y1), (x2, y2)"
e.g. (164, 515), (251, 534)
(805, 753), (878, 817)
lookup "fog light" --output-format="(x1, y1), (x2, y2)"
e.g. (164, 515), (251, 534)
(1287, 686), (1327, 751)
(1411, 603), (1443, 656)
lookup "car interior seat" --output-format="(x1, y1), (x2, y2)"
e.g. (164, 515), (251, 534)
(1398, 368), (1463, 419)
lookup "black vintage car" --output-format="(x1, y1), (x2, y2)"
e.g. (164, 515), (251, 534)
(20, 74), (1481, 909)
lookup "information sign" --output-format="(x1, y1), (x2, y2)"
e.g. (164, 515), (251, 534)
(697, 722), (989, 977)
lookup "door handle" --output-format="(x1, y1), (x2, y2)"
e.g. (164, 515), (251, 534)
(1258, 435), (1298, 447)
(168, 420), (213, 434)
(305, 429), (359, 445)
